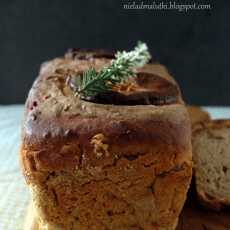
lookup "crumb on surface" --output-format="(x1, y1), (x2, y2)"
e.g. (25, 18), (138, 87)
(112, 81), (138, 93)
(91, 133), (109, 158)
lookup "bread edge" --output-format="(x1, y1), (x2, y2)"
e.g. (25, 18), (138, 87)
(193, 119), (230, 211)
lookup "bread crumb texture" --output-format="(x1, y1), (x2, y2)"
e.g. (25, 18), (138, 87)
(193, 122), (230, 210)
(23, 146), (192, 230)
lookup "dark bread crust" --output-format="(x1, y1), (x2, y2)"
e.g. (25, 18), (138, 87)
(20, 50), (192, 229)
(21, 55), (190, 173)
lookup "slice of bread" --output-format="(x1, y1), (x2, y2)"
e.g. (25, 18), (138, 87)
(192, 120), (230, 210)
(187, 106), (210, 128)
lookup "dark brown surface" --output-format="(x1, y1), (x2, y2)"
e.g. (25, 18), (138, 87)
(177, 188), (230, 230)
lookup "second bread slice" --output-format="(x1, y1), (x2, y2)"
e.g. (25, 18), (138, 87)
(193, 120), (230, 210)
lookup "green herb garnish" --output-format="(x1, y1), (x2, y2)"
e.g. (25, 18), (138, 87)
(75, 41), (151, 98)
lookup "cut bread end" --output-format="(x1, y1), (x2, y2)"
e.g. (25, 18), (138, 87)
(192, 120), (230, 211)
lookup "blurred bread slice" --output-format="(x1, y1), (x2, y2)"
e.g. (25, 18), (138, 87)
(192, 120), (230, 210)
(187, 106), (210, 128)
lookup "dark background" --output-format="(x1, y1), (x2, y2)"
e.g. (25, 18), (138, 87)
(0, 0), (229, 105)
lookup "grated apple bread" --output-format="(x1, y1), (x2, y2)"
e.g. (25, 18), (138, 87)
(20, 49), (192, 229)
